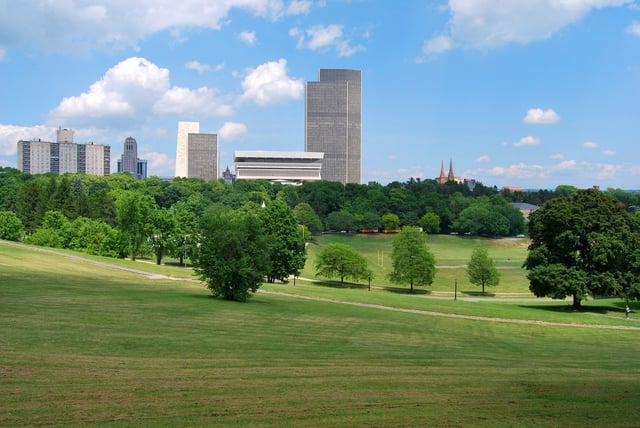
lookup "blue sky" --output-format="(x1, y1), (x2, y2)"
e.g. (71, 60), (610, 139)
(1, 0), (639, 189)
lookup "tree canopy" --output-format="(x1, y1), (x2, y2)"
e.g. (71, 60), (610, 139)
(388, 227), (436, 292)
(467, 247), (500, 294)
(524, 189), (640, 308)
(314, 243), (371, 286)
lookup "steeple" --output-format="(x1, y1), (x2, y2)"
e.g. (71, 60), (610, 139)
(438, 161), (447, 183)
(447, 159), (455, 182)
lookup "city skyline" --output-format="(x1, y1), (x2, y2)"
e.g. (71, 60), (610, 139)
(1, 1), (639, 189)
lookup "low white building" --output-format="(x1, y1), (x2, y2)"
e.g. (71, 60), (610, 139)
(234, 150), (324, 184)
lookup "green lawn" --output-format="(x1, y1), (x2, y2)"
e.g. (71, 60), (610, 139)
(2, 242), (640, 427)
(302, 233), (531, 294)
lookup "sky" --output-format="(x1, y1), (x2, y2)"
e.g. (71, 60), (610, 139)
(1, 0), (639, 190)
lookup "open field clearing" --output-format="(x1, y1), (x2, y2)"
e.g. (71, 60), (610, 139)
(2, 241), (640, 427)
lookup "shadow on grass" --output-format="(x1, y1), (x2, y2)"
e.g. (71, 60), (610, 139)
(460, 291), (496, 297)
(518, 304), (618, 315)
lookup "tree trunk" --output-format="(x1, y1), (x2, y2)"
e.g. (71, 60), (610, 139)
(410, 280), (413, 293)
(572, 295), (581, 309)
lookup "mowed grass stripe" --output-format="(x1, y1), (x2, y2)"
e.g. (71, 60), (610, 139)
(2, 242), (640, 426)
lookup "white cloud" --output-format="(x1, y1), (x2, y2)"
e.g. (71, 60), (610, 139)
(218, 122), (248, 141)
(475, 155), (490, 163)
(556, 160), (577, 169)
(602, 149), (616, 156)
(422, 36), (454, 54)
(583, 141), (599, 148)
(550, 153), (564, 159)
(48, 57), (169, 127)
(154, 87), (234, 117)
(432, 0), (631, 52)
(486, 162), (545, 179)
(287, 0), (313, 15)
(513, 136), (541, 147)
(628, 20), (640, 35)
(0, 124), (55, 156)
(139, 151), (174, 176)
(238, 59), (304, 106)
(291, 24), (366, 57)
(239, 31), (257, 45)
(0, 0), (286, 54)
(524, 108), (560, 124)
(186, 60), (210, 73)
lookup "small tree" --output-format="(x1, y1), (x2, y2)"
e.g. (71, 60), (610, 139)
(418, 212), (440, 234)
(467, 247), (500, 294)
(0, 211), (25, 241)
(388, 227), (436, 292)
(194, 209), (269, 302)
(381, 213), (400, 231)
(315, 243), (371, 286)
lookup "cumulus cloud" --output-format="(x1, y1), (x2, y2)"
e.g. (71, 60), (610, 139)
(47, 57), (233, 128)
(48, 57), (169, 127)
(583, 141), (599, 148)
(287, 0), (313, 15)
(0, 124), (55, 156)
(218, 122), (248, 141)
(524, 108), (560, 124)
(239, 31), (257, 45)
(154, 87), (234, 117)
(550, 153), (564, 159)
(238, 59), (304, 106)
(556, 159), (577, 169)
(628, 20), (640, 35)
(514, 136), (541, 147)
(602, 149), (616, 156)
(139, 151), (175, 176)
(475, 155), (490, 163)
(186, 60), (210, 73)
(290, 24), (366, 56)
(486, 162), (545, 179)
(422, 36), (454, 55)
(426, 0), (631, 53)
(0, 0), (286, 54)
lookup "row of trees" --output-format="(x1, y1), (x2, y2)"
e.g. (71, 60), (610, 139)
(6, 167), (638, 239)
(313, 227), (500, 295)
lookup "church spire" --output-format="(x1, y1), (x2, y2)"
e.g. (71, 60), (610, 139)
(447, 159), (455, 182)
(439, 161), (446, 183)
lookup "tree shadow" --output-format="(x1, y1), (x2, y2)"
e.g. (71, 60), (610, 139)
(381, 286), (430, 295)
(460, 291), (496, 297)
(518, 304), (614, 314)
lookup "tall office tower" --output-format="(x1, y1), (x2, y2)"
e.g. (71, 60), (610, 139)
(187, 133), (218, 182)
(305, 69), (361, 184)
(121, 136), (138, 177)
(175, 121), (200, 178)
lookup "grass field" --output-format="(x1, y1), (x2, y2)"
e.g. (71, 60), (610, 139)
(302, 233), (531, 294)
(2, 241), (640, 427)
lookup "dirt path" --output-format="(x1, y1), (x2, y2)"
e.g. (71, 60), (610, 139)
(4, 240), (639, 331)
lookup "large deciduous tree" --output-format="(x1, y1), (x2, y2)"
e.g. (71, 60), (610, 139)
(116, 192), (155, 260)
(194, 209), (269, 302)
(260, 197), (306, 283)
(467, 247), (500, 294)
(0, 210), (25, 241)
(389, 226), (436, 292)
(315, 243), (371, 286)
(524, 189), (640, 308)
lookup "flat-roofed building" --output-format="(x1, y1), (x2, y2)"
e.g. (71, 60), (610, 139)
(17, 138), (110, 176)
(234, 150), (323, 184)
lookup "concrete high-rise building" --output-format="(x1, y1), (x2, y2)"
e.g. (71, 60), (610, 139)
(174, 121), (218, 181)
(17, 136), (110, 176)
(121, 136), (138, 176)
(175, 121), (200, 178)
(305, 69), (361, 184)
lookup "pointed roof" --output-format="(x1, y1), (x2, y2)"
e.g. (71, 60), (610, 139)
(439, 161), (446, 181)
(447, 159), (455, 181)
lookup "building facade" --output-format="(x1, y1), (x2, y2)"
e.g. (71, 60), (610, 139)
(117, 136), (147, 179)
(17, 128), (110, 176)
(175, 121), (200, 178)
(234, 150), (323, 184)
(175, 122), (218, 181)
(305, 69), (361, 184)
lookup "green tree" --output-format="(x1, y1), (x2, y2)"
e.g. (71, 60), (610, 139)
(194, 209), (269, 302)
(325, 210), (355, 232)
(524, 189), (640, 308)
(418, 211), (440, 234)
(293, 202), (323, 234)
(388, 227), (436, 292)
(260, 198), (306, 283)
(116, 192), (155, 260)
(0, 211), (25, 241)
(467, 247), (500, 294)
(381, 213), (400, 230)
(315, 243), (371, 286)
(147, 208), (177, 265)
